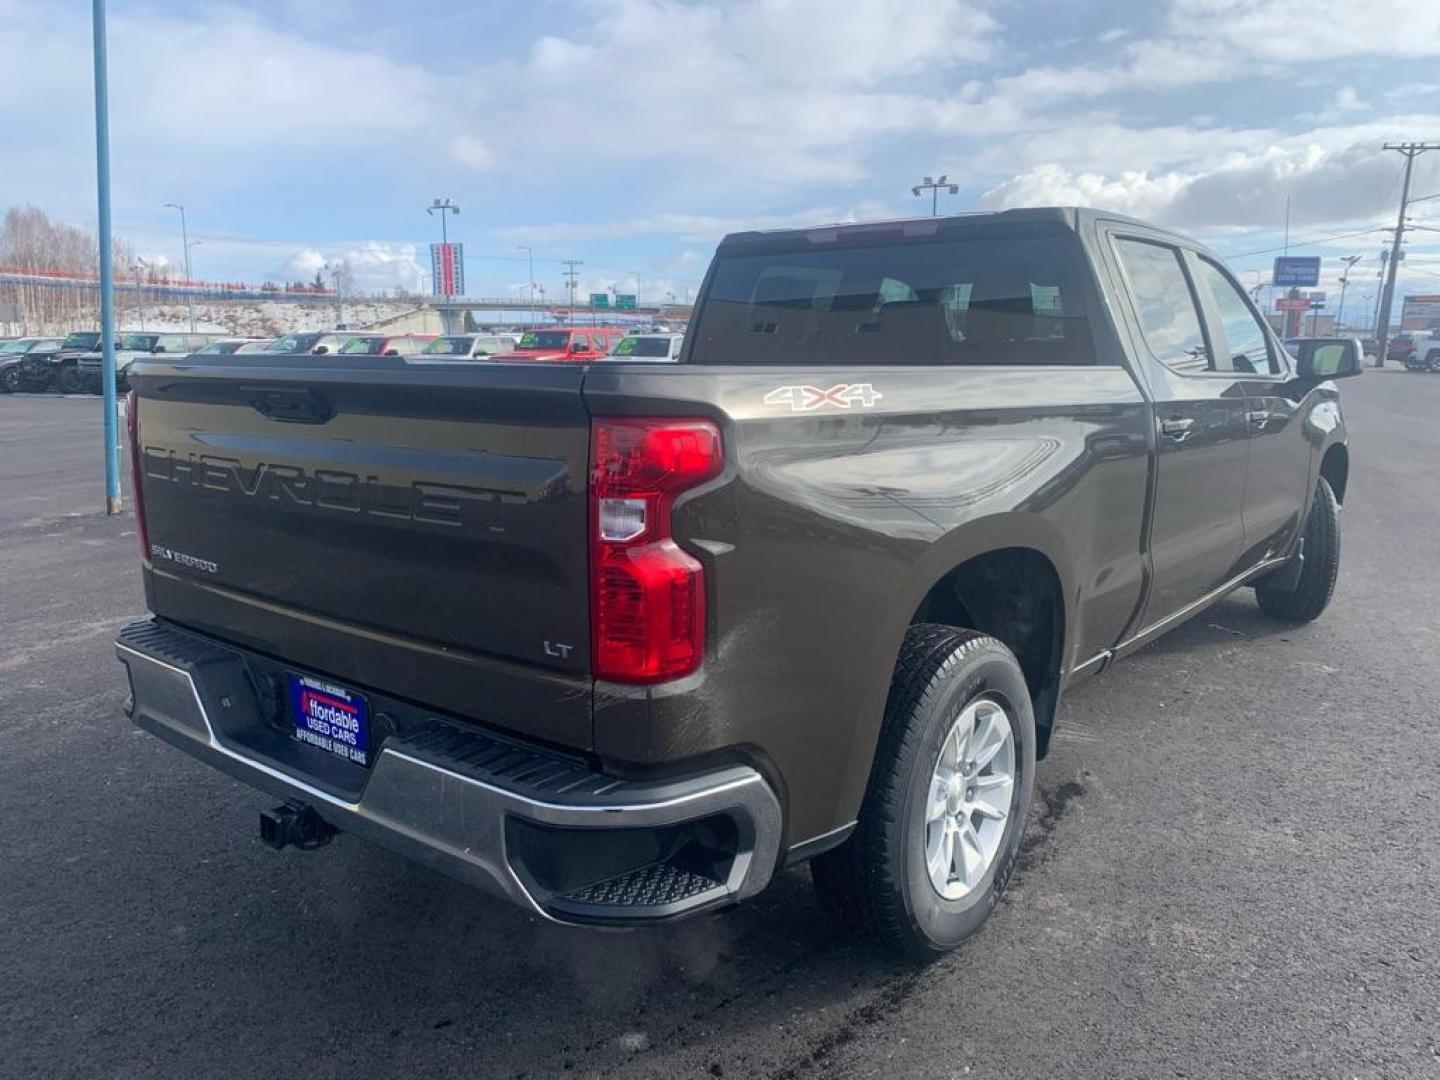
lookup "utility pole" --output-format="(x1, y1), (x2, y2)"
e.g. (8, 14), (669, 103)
(164, 202), (196, 333)
(1376, 142), (1440, 366)
(427, 197), (460, 333)
(561, 260), (582, 324)
(911, 174), (958, 216)
(1336, 254), (1362, 328)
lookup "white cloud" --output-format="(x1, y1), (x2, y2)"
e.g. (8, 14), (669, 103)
(281, 243), (423, 292)
(448, 135), (494, 171)
(1168, 0), (1440, 61)
(477, 0), (1000, 185)
(979, 132), (1439, 232)
(496, 202), (899, 246)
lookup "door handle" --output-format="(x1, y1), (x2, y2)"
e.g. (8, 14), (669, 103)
(1247, 409), (1276, 428)
(1159, 417), (1196, 441)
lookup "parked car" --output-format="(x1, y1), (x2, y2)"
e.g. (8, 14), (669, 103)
(607, 332), (684, 361)
(260, 332), (328, 354)
(309, 333), (368, 355)
(1416, 331), (1440, 373)
(1389, 332), (1418, 366)
(78, 333), (218, 393)
(336, 333), (436, 356)
(492, 326), (629, 361)
(115, 207), (1356, 959)
(418, 334), (519, 359)
(15, 330), (100, 392)
(0, 336), (64, 392)
(193, 338), (269, 356)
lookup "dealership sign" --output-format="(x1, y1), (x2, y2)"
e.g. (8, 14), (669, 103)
(430, 242), (464, 297)
(1274, 297), (1312, 311)
(1273, 256), (1321, 287)
(1400, 294), (1440, 330)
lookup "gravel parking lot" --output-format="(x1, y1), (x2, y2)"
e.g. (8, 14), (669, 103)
(2, 374), (1437, 1080)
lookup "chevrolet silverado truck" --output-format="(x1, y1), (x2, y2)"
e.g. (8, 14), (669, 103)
(114, 208), (1357, 959)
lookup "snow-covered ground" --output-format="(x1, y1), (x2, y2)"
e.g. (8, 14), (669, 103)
(116, 298), (425, 336)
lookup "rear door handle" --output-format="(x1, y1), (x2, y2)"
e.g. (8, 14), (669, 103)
(1159, 417), (1196, 441)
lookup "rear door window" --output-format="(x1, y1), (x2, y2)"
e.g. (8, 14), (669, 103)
(690, 222), (1096, 366)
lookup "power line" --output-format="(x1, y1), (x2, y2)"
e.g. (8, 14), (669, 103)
(1221, 224), (1392, 260)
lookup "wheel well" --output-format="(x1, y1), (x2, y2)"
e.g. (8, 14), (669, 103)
(1320, 444), (1348, 505)
(910, 547), (1065, 756)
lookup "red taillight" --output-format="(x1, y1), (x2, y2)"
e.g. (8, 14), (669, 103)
(125, 390), (149, 560)
(589, 418), (723, 683)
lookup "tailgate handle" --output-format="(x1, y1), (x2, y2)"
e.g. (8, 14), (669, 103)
(241, 385), (333, 424)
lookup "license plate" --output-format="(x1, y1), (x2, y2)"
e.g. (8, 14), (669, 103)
(287, 673), (371, 767)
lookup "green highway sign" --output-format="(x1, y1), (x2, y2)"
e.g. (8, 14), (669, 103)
(615, 293), (637, 310)
(589, 293), (609, 308)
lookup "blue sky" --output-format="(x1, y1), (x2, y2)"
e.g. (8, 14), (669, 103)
(4, 0), (1440, 315)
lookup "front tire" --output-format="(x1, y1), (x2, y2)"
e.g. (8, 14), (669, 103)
(55, 363), (82, 394)
(1255, 477), (1340, 622)
(0, 366), (17, 393)
(812, 625), (1036, 961)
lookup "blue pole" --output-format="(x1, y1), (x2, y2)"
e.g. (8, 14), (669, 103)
(93, 0), (121, 513)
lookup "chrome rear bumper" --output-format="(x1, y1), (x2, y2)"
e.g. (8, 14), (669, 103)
(117, 619), (781, 924)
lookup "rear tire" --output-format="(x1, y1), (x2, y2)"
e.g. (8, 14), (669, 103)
(812, 625), (1036, 961)
(55, 364), (82, 394)
(1255, 477), (1340, 623)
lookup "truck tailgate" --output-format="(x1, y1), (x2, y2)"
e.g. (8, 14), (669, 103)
(130, 356), (595, 750)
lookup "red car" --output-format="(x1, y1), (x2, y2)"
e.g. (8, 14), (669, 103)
(492, 327), (628, 362)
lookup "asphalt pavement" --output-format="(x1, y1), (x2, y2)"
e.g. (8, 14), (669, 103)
(1, 374), (1437, 1080)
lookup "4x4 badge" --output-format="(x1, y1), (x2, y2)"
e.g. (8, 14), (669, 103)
(763, 383), (883, 412)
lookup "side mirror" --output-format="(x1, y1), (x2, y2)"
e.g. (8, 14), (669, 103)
(152, 345), (167, 354)
(312, 345), (329, 354)
(383, 348), (399, 356)
(1291, 337), (1362, 381)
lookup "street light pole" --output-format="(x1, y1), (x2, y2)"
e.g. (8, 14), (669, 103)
(133, 258), (148, 331)
(164, 202), (196, 333)
(911, 174), (959, 217)
(427, 197), (461, 332)
(93, 0), (121, 514)
(1336, 254), (1362, 328)
(517, 245), (534, 326)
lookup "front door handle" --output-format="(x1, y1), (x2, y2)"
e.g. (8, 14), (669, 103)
(1159, 417), (1196, 441)
(1247, 409), (1276, 429)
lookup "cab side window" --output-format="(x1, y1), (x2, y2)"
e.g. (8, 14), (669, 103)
(1195, 258), (1280, 376)
(1114, 238), (1214, 373)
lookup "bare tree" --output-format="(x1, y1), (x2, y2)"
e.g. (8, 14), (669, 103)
(0, 205), (133, 332)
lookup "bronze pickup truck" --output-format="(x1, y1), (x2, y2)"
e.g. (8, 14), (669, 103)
(115, 208), (1357, 959)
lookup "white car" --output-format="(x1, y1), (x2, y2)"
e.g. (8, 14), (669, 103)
(76, 332), (219, 392)
(607, 333), (684, 361)
(416, 334), (519, 359)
